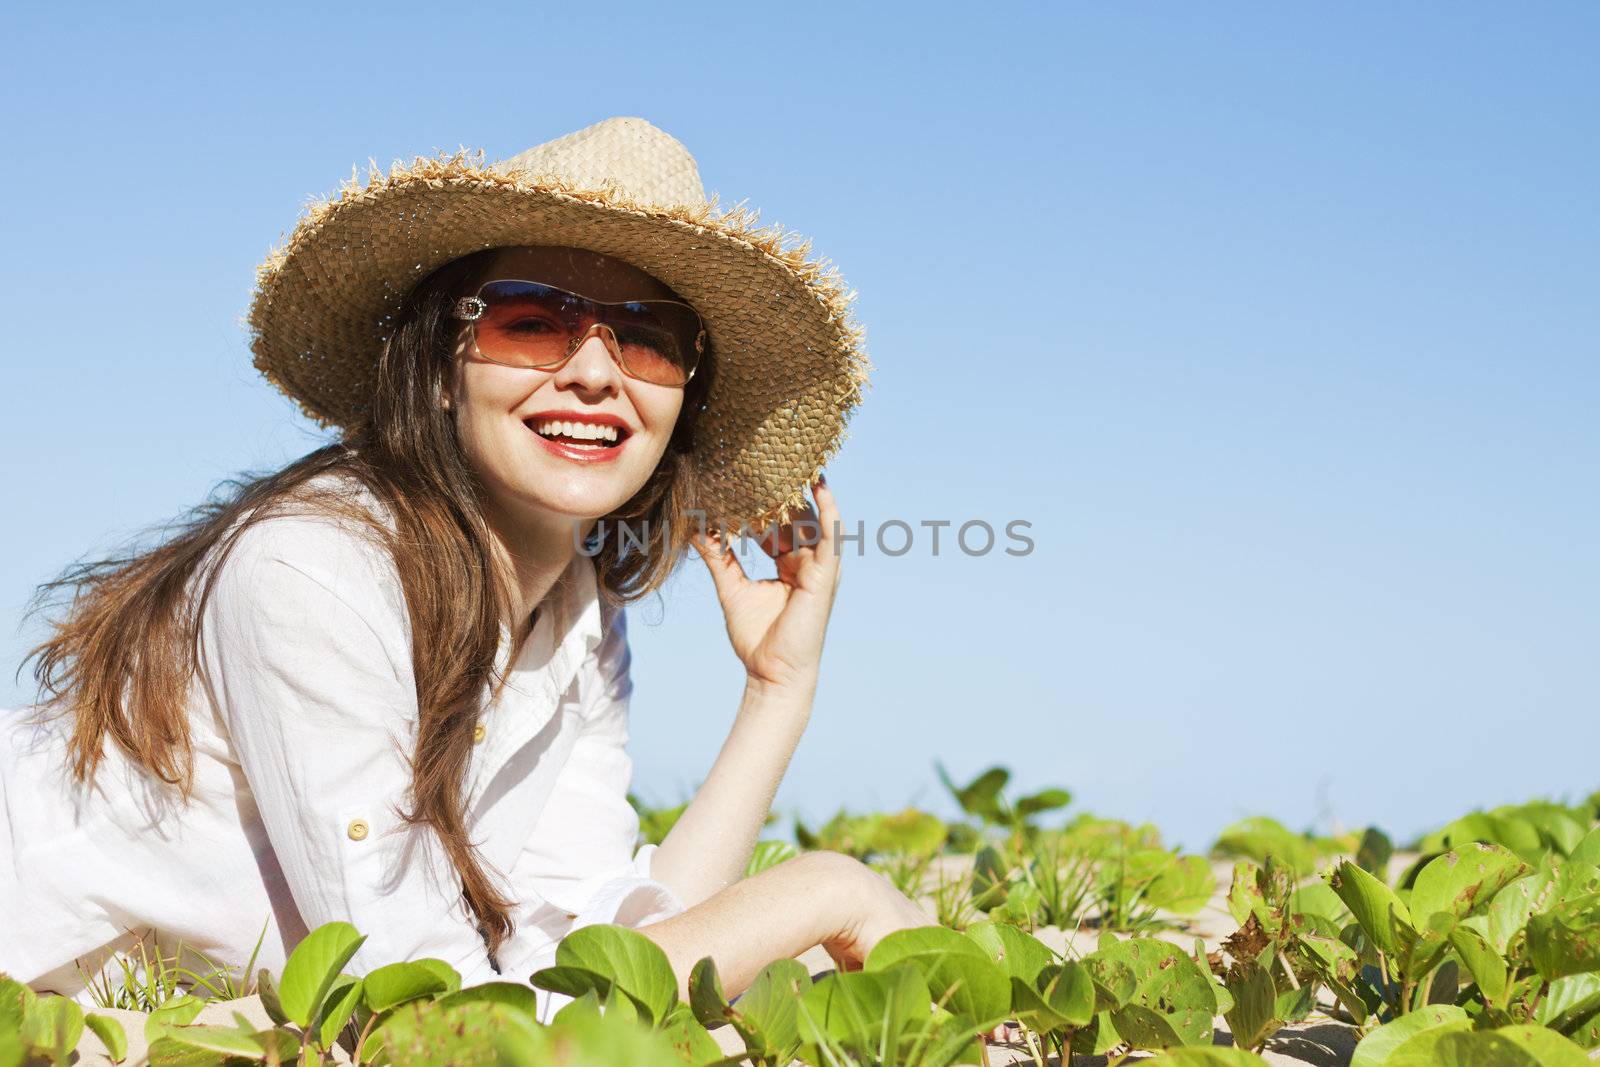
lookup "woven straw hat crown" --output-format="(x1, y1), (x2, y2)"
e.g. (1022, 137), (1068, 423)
(248, 116), (870, 532)
(491, 116), (707, 208)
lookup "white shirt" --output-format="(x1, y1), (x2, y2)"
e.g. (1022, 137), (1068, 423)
(0, 472), (684, 1019)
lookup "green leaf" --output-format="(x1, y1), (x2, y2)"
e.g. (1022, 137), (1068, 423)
(542, 924), (678, 1025)
(1527, 892), (1600, 980)
(937, 763), (1011, 824)
(1070, 1010), (1123, 1057)
(601, 984), (642, 1026)
(1477, 862), (1561, 954)
(1223, 960), (1280, 1051)
(1538, 973), (1600, 1047)
(378, 999), (528, 1066)
(1392, 1025), (1592, 1066)
(255, 969), (288, 1026)
(688, 955), (734, 1028)
(551, 989), (602, 1026)
(145, 1036), (248, 1066)
(278, 921), (366, 1029)
(1151, 1051), (1274, 1067)
(1409, 844), (1529, 927)
(144, 994), (204, 1040)
(1276, 981), (1316, 1024)
(362, 961), (451, 1013)
(1357, 827), (1395, 878)
(993, 880), (1043, 927)
(1568, 827), (1600, 872)
(1421, 812), (1546, 864)
(864, 925), (1010, 1025)
(84, 1012), (129, 1064)
(529, 966), (615, 1005)
(969, 846), (1011, 910)
(412, 959), (462, 995)
(316, 975), (364, 1049)
(1013, 961), (1095, 1031)
(1213, 817), (1323, 876)
(867, 808), (949, 856)
(433, 983), (540, 1017)
(1447, 924), (1507, 1006)
(660, 1003), (723, 1065)
(1226, 860), (1262, 926)
(1290, 881), (1347, 922)
(254, 1029), (304, 1062)
(1502, 803), (1591, 856)
(150, 1023), (267, 1057)
(1330, 860), (1415, 957)
(1083, 937), (1215, 1048)
(20, 996), (83, 1064)
(797, 968), (903, 1056)
(734, 958), (811, 1057)
(1084, 957), (1138, 1012)
(962, 921), (1055, 984)
(1350, 1004), (1469, 1067)
(1146, 854), (1216, 914)
(1110, 1003), (1186, 1049)
(1015, 787), (1072, 819)
(0, 978), (35, 1037)
(686, 959), (808, 1065)
(1492, 1025), (1596, 1065)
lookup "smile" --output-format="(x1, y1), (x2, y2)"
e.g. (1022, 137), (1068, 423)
(523, 414), (631, 463)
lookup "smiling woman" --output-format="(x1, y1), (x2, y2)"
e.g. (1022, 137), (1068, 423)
(0, 116), (922, 1021)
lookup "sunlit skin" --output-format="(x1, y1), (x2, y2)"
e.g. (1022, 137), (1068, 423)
(445, 247), (1028, 1042)
(444, 245), (689, 648)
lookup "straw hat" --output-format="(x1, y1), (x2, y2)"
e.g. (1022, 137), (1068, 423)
(245, 116), (870, 532)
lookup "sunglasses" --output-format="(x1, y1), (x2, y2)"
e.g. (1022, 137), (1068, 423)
(450, 278), (706, 387)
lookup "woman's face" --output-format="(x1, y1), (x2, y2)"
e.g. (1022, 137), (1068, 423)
(444, 246), (688, 532)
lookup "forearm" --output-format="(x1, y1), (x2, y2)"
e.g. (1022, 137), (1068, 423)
(639, 850), (846, 1000)
(649, 677), (813, 907)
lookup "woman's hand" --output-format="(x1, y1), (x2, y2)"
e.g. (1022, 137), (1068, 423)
(813, 853), (935, 973)
(814, 856), (1025, 1048)
(691, 474), (842, 693)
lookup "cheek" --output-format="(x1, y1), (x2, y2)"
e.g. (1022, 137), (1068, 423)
(633, 385), (686, 441)
(455, 369), (537, 459)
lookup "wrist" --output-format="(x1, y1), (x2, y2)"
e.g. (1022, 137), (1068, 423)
(741, 673), (817, 713)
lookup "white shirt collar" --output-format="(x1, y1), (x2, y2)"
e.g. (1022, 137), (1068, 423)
(494, 552), (603, 691)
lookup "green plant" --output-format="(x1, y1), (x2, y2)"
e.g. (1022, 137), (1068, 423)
(74, 921), (270, 1014)
(934, 762), (1071, 845)
(10, 768), (1600, 1066)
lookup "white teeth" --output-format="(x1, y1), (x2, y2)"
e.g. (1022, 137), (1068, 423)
(532, 418), (620, 443)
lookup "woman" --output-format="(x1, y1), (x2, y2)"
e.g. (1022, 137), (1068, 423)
(0, 116), (929, 1018)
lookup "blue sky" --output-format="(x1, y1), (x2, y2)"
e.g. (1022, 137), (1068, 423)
(3, 2), (1595, 850)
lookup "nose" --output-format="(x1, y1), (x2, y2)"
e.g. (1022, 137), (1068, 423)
(551, 325), (623, 397)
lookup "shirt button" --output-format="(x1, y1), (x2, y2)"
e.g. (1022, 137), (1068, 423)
(473, 723), (487, 744)
(347, 819), (370, 841)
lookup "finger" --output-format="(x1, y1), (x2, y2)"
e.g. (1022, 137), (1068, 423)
(758, 500), (822, 559)
(809, 474), (842, 584)
(690, 529), (748, 601)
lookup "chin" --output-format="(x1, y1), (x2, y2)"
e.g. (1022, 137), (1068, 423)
(520, 469), (648, 521)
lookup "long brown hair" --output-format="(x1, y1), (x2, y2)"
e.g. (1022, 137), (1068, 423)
(17, 247), (717, 960)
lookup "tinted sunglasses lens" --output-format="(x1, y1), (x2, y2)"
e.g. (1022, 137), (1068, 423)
(471, 281), (575, 368)
(606, 300), (701, 386)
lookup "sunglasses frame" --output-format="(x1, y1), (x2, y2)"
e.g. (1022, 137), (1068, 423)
(449, 278), (706, 387)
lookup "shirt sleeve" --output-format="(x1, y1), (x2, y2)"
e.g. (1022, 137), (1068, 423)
(196, 516), (503, 985)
